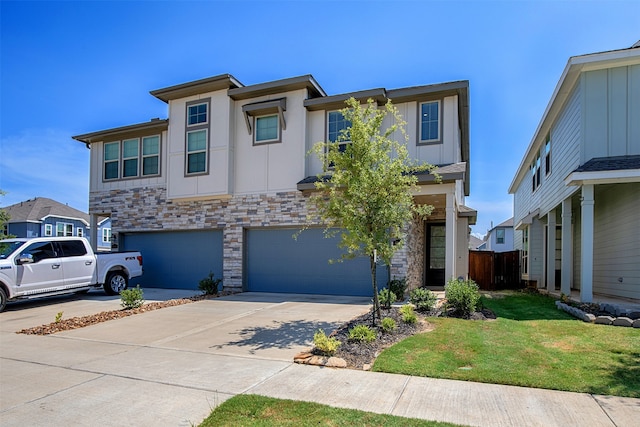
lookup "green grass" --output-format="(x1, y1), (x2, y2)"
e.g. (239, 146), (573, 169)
(199, 394), (464, 426)
(373, 292), (640, 397)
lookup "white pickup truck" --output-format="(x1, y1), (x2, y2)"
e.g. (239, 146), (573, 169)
(0, 237), (143, 312)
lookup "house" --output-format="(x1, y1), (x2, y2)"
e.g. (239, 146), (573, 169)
(1, 197), (112, 251)
(509, 42), (640, 302)
(480, 218), (514, 253)
(73, 74), (474, 295)
(469, 234), (484, 250)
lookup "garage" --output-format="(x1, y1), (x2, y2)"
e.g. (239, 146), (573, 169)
(245, 228), (385, 296)
(121, 230), (223, 290)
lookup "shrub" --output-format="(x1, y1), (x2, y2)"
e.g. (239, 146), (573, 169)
(55, 311), (63, 323)
(445, 278), (480, 317)
(120, 285), (144, 309)
(400, 304), (417, 324)
(410, 287), (437, 312)
(381, 317), (397, 333)
(388, 277), (407, 300)
(348, 324), (377, 343)
(378, 288), (397, 309)
(199, 271), (222, 295)
(313, 330), (341, 356)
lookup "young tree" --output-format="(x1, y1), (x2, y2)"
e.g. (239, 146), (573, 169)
(309, 98), (436, 323)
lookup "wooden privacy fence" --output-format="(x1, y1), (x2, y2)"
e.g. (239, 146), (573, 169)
(469, 250), (521, 290)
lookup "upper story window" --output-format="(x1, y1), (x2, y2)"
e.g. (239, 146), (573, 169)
(530, 152), (541, 192)
(419, 100), (440, 144)
(77, 227), (84, 237)
(187, 102), (208, 126)
(56, 222), (73, 237)
(44, 224), (53, 236)
(496, 228), (505, 244)
(103, 136), (161, 181)
(545, 134), (551, 176)
(255, 114), (279, 143)
(328, 111), (351, 143)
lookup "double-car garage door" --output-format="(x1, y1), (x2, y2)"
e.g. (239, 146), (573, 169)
(122, 228), (382, 296)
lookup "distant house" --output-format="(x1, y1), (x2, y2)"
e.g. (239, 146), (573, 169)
(508, 42), (640, 302)
(480, 218), (514, 253)
(469, 234), (484, 250)
(1, 197), (110, 250)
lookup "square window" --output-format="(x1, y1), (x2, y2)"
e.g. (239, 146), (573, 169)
(255, 115), (279, 143)
(188, 103), (208, 126)
(419, 101), (440, 143)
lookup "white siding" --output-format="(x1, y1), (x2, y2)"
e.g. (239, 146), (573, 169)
(592, 183), (640, 299)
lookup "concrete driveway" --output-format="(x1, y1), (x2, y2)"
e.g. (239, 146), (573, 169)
(0, 290), (370, 426)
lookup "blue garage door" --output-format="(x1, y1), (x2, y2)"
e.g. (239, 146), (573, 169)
(122, 230), (223, 290)
(246, 228), (385, 296)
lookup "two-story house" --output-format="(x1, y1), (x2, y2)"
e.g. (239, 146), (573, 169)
(478, 218), (514, 253)
(73, 74), (473, 295)
(509, 42), (640, 302)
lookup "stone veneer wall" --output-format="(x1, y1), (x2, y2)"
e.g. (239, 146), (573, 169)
(390, 216), (425, 292)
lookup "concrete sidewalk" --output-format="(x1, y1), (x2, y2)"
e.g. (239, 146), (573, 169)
(1, 290), (638, 426)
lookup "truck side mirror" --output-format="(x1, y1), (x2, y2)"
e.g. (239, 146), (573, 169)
(17, 253), (34, 265)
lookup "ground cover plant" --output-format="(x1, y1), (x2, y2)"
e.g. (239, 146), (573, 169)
(198, 394), (463, 427)
(373, 292), (640, 398)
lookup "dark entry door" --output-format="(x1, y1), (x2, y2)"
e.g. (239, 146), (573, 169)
(426, 223), (446, 286)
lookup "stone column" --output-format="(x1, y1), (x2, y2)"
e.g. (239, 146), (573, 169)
(580, 185), (594, 302)
(223, 224), (244, 292)
(546, 208), (556, 292)
(561, 198), (572, 296)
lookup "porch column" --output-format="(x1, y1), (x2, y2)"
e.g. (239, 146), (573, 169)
(90, 214), (99, 252)
(561, 198), (572, 295)
(445, 192), (456, 282)
(546, 209), (556, 292)
(580, 185), (594, 302)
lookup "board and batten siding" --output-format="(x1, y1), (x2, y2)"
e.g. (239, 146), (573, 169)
(582, 64), (640, 163)
(592, 182), (640, 299)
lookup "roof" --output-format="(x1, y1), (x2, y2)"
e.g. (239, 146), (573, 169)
(150, 74), (243, 103)
(469, 234), (484, 250)
(2, 197), (89, 225)
(492, 217), (514, 230)
(509, 42), (640, 194)
(564, 154), (640, 186)
(573, 155), (640, 172)
(228, 75), (326, 100)
(73, 119), (168, 145)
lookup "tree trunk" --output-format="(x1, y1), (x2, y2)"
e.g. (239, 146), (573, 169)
(370, 255), (380, 325)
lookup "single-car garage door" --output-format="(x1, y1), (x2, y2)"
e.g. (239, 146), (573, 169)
(122, 230), (223, 290)
(246, 228), (385, 296)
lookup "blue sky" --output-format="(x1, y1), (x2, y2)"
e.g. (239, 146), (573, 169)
(1, 0), (638, 237)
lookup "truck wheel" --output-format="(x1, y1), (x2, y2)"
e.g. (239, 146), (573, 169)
(0, 287), (7, 312)
(104, 272), (128, 295)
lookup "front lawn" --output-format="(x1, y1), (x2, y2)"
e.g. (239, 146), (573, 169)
(373, 292), (640, 397)
(199, 394), (463, 426)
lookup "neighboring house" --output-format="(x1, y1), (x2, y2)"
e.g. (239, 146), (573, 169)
(469, 234), (484, 250)
(509, 42), (640, 302)
(2, 197), (90, 240)
(96, 216), (112, 251)
(481, 218), (514, 253)
(73, 74), (474, 295)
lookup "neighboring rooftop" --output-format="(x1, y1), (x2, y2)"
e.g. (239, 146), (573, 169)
(2, 197), (89, 224)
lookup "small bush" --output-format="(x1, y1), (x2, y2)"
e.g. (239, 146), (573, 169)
(381, 317), (397, 333)
(120, 285), (144, 309)
(199, 271), (222, 295)
(445, 278), (480, 317)
(400, 304), (417, 324)
(54, 311), (63, 323)
(378, 288), (397, 309)
(348, 324), (377, 343)
(388, 277), (407, 300)
(410, 287), (437, 312)
(313, 330), (341, 356)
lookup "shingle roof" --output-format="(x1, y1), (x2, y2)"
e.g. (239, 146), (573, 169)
(574, 155), (640, 173)
(2, 197), (89, 224)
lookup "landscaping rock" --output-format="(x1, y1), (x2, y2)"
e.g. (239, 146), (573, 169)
(628, 311), (640, 320)
(308, 355), (327, 366)
(582, 313), (596, 322)
(293, 352), (313, 363)
(326, 357), (347, 368)
(595, 316), (614, 325)
(612, 317), (633, 327)
(633, 319), (640, 328)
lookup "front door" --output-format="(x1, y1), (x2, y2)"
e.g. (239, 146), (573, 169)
(425, 223), (446, 286)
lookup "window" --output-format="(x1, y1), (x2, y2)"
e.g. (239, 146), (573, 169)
(58, 240), (87, 257)
(122, 138), (139, 178)
(419, 100), (440, 143)
(186, 130), (208, 174)
(187, 102), (208, 126)
(545, 134), (551, 176)
(496, 228), (505, 244)
(255, 115), (279, 143)
(142, 136), (160, 176)
(530, 153), (541, 192)
(521, 227), (529, 276)
(56, 223), (73, 237)
(328, 111), (351, 143)
(44, 224), (53, 236)
(103, 136), (160, 181)
(21, 241), (57, 263)
(102, 228), (111, 244)
(104, 142), (120, 180)
(77, 227), (84, 237)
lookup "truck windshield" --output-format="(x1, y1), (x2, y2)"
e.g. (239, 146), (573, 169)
(0, 241), (24, 259)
